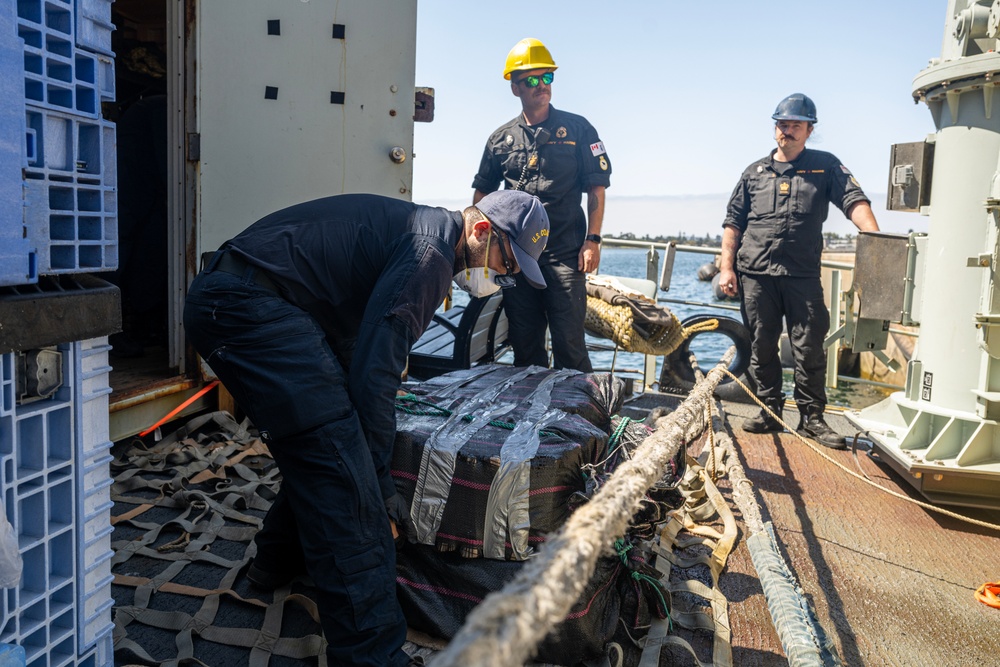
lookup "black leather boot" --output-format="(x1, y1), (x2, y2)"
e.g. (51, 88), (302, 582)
(796, 414), (846, 449)
(743, 401), (783, 433)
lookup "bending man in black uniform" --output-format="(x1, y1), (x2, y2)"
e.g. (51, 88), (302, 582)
(473, 37), (611, 372)
(183, 191), (549, 666)
(717, 94), (879, 448)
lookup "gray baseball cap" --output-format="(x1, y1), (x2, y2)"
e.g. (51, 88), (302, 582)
(477, 190), (549, 289)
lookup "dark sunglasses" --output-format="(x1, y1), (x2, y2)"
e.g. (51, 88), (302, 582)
(493, 231), (517, 289)
(517, 71), (554, 88)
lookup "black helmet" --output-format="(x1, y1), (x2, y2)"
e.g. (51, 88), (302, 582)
(772, 93), (817, 123)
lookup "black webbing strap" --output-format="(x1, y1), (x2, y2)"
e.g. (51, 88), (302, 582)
(110, 412), (329, 665)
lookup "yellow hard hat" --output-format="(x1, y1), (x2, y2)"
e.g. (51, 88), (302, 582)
(503, 37), (558, 80)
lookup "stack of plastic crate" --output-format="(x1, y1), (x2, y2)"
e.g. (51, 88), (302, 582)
(0, 0), (118, 665)
(16, 0), (116, 279)
(0, 345), (114, 667)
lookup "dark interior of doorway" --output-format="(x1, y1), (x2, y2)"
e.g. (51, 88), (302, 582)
(105, 0), (176, 398)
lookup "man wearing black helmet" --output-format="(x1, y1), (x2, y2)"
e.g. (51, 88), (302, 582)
(717, 94), (879, 449)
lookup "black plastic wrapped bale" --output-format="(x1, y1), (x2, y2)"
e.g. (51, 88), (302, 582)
(395, 545), (623, 666)
(392, 365), (627, 560)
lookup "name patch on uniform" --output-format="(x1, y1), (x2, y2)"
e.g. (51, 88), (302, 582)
(590, 141), (606, 157)
(796, 169), (825, 174)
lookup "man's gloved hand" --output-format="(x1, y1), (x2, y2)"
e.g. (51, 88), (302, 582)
(384, 493), (416, 548)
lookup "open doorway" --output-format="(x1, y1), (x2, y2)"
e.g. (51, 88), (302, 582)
(105, 1), (178, 398)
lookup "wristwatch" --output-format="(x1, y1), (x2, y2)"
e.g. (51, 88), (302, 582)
(585, 234), (602, 244)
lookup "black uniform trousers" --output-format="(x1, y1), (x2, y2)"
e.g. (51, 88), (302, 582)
(738, 273), (829, 417)
(183, 258), (409, 667)
(502, 262), (593, 372)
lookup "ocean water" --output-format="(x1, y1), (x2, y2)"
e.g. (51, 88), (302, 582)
(451, 246), (736, 380)
(587, 246), (736, 377)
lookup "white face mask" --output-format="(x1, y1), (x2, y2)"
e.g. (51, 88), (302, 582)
(453, 266), (502, 298)
(454, 227), (502, 297)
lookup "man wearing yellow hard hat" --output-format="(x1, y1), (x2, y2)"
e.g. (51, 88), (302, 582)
(472, 37), (612, 372)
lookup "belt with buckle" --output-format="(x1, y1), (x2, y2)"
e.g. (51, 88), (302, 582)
(213, 251), (281, 294)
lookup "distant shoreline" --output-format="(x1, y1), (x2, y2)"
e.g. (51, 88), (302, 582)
(420, 193), (924, 240)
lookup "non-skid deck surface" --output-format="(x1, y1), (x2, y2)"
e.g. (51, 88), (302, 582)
(109, 398), (1000, 666)
(628, 393), (1000, 667)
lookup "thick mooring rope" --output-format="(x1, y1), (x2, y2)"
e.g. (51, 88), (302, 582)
(687, 354), (841, 667)
(428, 349), (736, 667)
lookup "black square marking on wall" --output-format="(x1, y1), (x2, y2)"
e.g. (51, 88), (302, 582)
(332, 24), (346, 39)
(330, 91), (345, 105)
(265, 86), (278, 100)
(267, 20), (280, 35)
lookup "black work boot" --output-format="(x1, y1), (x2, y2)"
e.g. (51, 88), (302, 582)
(743, 402), (783, 434)
(796, 414), (846, 449)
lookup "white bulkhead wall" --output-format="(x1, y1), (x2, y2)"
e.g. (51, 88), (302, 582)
(194, 0), (418, 253)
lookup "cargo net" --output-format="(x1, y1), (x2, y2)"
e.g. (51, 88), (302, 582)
(109, 364), (723, 667)
(108, 412), (334, 666)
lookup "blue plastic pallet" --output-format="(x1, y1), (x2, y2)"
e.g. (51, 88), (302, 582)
(0, 341), (114, 667)
(72, 339), (113, 652)
(0, 642), (25, 666)
(15, 0), (114, 118)
(0, 0), (34, 286)
(20, 105), (118, 277)
(23, 177), (118, 276)
(74, 0), (114, 57)
(1, 0), (119, 286)
(24, 104), (116, 180)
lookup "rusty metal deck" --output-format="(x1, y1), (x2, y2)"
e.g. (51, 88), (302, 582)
(700, 400), (1000, 667)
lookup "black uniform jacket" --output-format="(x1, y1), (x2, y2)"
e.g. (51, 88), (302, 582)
(473, 106), (611, 265)
(225, 194), (461, 498)
(723, 148), (869, 277)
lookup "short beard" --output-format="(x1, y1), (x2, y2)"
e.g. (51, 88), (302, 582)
(456, 207), (490, 273)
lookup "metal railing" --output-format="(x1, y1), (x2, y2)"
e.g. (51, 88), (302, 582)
(592, 239), (911, 394)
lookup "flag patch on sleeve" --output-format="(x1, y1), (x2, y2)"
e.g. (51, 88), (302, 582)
(590, 141), (606, 157)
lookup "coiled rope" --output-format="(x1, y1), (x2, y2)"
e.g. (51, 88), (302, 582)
(428, 349), (735, 667)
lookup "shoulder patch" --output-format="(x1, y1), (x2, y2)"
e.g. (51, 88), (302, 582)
(840, 164), (852, 175)
(590, 141), (606, 157)
(599, 155), (609, 171)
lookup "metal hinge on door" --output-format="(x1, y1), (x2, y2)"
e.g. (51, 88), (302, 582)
(187, 133), (201, 161)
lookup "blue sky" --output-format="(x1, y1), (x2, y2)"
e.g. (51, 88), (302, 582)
(412, 1), (947, 236)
